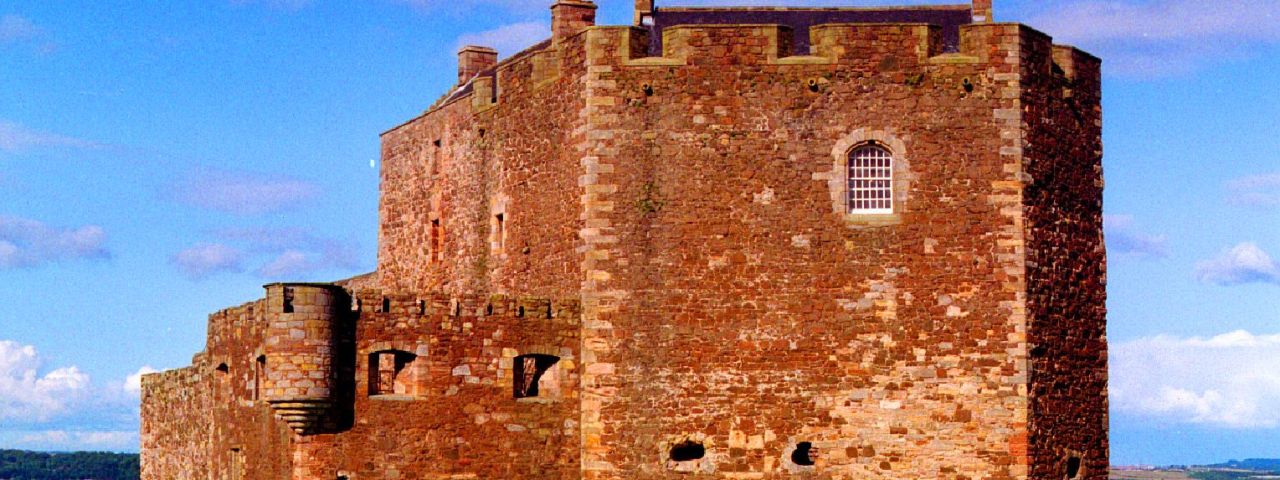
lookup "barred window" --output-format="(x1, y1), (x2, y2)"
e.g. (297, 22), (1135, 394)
(847, 144), (894, 214)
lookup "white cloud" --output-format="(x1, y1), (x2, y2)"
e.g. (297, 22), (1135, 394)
(0, 215), (110, 270)
(171, 168), (321, 215)
(0, 339), (153, 452)
(1105, 214), (1170, 259)
(173, 228), (362, 280)
(172, 243), (245, 280)
(124, 366), (158, 398)
(1027, 0), (1280, 78)
(1194, 242), (1280, 286)
(0, 340), (90, 422)
(258, 249), (322, 278)
(0, 14), (40, 43)
(1227, 173), (1280, 209)
(0, 120), (97, 153)
(14, 430), (139, 451)
(456, 21), (549, 58)
(222, 227), (361, 278)
(1112, 330), (1280, 428)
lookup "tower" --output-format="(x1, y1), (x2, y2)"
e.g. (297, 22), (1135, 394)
(261, 283), (349, 435)
(141, 0), (1107, 478)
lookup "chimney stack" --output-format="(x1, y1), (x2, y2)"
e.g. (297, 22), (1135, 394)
(972, 0), (993, 22)
(457, 46), (498, 85)
(635, 0), (654, 25)
(551, 0), (597, 45)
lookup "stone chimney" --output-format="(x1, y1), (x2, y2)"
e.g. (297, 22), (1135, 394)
(457, 45), (497, 85)
(972, 0), (993, 22)
(551, 0), (597, 45)
(635, 0), (654, 25)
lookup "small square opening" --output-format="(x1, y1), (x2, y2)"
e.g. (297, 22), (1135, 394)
(513, 354), (560, 398)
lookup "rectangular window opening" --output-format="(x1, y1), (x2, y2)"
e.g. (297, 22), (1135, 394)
(253, 355), (266, 401)
(494, 213), (505, 253)
(282, 287), (294, 313)
(369, 351), (418, 396)
(431, 219), (442, 263)
(847, 145), (894, 215)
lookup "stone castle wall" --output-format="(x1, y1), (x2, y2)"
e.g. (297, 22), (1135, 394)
(378, 34), (589, 298)
(140, 366), (212, 480)
(1022, 42), (1107, 479)
(571, 22), (1088, 479)
(142, 291), (583, 479)
(142, 3), (1107, 479)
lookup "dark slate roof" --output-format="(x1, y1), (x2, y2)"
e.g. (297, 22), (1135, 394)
(645, 5), (973, 56)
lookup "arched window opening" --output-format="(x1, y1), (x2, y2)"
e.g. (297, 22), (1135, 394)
(369, 350), (418, 396)
(513, 354), (560, 398)
(791, 442), (816, 466)
(1065, 456), (1082, 479)
(669, 441), (705, 462)
(493, 213), (506, 253)
(847, 144), (894, 214)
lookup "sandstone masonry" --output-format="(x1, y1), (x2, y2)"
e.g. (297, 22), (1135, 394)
(141, 1), (1107, 479)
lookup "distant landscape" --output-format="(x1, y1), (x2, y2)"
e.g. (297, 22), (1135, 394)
(4, 449), (1280, 480)
(1113, 459), (1280, 480)
(0, 450), (138, 480)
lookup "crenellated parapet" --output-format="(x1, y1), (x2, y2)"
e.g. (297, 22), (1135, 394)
(586, 21), (1084, 72)
(347, 288), (582, 321)
(419, 19), (1097, 125)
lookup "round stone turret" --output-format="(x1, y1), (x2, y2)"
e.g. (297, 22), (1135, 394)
(262, 283), (346, 435)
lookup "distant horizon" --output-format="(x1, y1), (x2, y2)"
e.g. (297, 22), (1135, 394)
(11, 448), (1280, 469)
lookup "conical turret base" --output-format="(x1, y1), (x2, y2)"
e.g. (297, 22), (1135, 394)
(267, 398), (333, 435)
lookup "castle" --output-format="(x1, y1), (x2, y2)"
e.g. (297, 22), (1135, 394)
(140, 0), (1108, 478)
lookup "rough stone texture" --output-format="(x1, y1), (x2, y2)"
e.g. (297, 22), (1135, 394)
(143, 292), (583, 479)
(1023, 44), (1107, 480)
(141, 1), (1106, 479)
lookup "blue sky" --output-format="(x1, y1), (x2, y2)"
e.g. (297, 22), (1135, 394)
(1, 0), (1277, 466)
